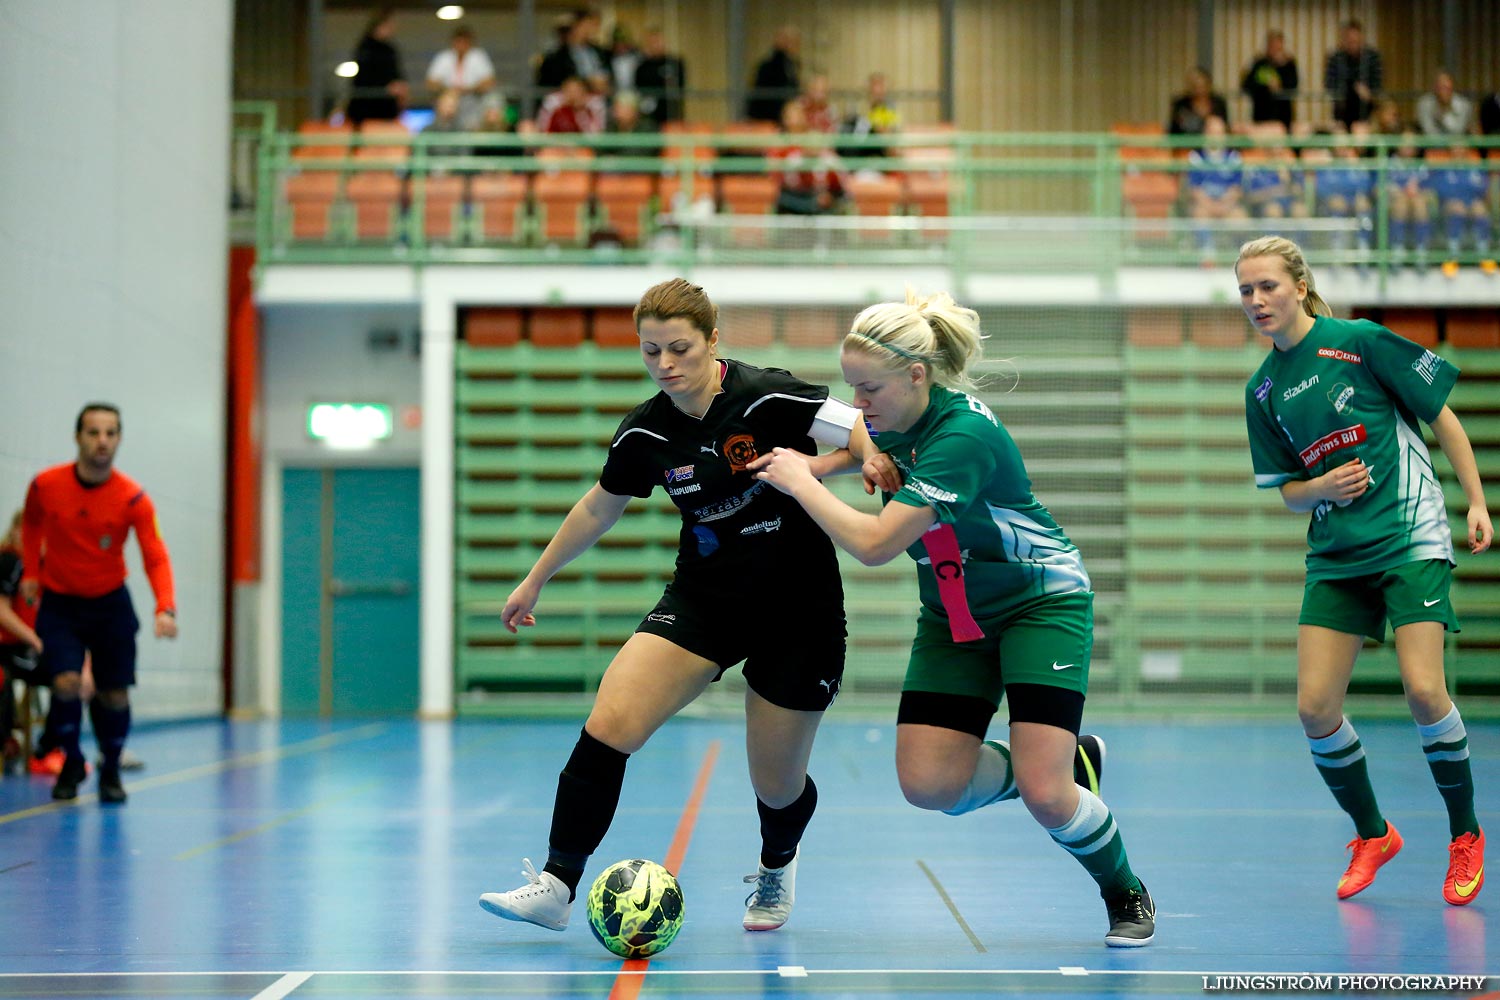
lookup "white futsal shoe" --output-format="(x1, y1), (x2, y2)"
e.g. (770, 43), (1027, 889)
(479, 858), (571, 931)
(743, 850), (797, 931)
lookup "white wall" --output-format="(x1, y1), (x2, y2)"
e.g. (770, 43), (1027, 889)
(260, 304), (424, 466)
(0, 1), (232, 719)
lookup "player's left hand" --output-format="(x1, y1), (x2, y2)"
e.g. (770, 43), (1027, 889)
(1467, 506), (1492, 555)
(155, 612), (179, 639)
(751, 447), (816, 495)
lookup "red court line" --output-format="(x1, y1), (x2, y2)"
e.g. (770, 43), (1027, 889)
(608, 738), (722, 1000)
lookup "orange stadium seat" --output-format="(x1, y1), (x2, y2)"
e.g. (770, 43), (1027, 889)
(903, 172), (950, 241)
(345, 170), (404, 241)
(284, 170), (341, 241)
(418, 173), (467, 244)
(1384, 308), (1439, 348)
(533, 171), (593, 245)
(464, 307), (524, 347)
(530, 308), (588, 347)
(593, 174), (657, 246)
(846, 173), (904, 242)
(592, 308), (639, 348)
(469, 173), (529, 244)
(1446, 309), (1500, 348)
(1126, 308), (1183, 347)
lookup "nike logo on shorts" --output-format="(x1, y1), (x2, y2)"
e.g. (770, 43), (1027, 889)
(1424, 598), (1443, 607)
(1051, 662), (1075, 671)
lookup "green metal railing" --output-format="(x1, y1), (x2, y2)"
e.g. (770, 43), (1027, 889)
(253, 124), (1500, 283)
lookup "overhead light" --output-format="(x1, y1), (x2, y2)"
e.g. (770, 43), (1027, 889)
(436, 5), (464, 19)
(335, 60), (359, 78)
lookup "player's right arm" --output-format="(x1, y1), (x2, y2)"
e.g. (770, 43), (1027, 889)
(501, 483), (632, 633)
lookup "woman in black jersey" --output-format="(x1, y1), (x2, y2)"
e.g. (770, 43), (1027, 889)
(479, 279), (889, 934)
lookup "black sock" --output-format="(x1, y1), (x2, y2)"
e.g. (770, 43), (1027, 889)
(51, 696), (83, 764)
(89, 700), (131, 771)
(758, 774), (817, 870)
(544, 727), (630, 900)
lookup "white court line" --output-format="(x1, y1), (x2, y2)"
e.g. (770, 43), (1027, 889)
(251, 972), (313, 1000)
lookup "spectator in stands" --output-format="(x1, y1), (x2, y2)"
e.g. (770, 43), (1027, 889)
(609, 25), (640, 97)
(772, 99), (846, 215)
(1241, 30), (1299, 131)
(1417, 71), (1475, 139)
(748, 27), (801, 123)
(1245, 144), (1305, 225)
(1385, 132), (1433, 266)
(604, 91), (659, 155)
(536, 9), (610, 95)
(634, 28), (685, 127)
(1371, 97), (1404, 137)
(842, 72), (901, 161)
(427, 25), (499, 131)
(1314, 133), (1376, 262)
(1430, 141), (1495, 277)
(537, 76), (606, 135)
(346, 7), (408, 126)
(1185, 117), (1246, 256)
(1168, 67), (1230, 137)
(1480, 91), (1500, 142)
(799, 73), (838, 134)
(1324, 19), (1382, 130)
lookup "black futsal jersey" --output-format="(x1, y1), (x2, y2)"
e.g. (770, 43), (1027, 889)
(599, 359), (844, 602)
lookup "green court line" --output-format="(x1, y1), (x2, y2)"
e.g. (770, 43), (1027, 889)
(0, 723), (387, 828)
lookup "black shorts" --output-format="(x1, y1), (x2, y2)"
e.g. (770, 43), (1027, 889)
(36, 587), (139, 689)
(636, 583), (846, 712)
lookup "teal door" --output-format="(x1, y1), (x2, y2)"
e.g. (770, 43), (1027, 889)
(281, 467), (421, 716)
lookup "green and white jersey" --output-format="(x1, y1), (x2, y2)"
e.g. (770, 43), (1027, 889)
(878, 386), (1091, 625)
(1244, 315), (1458, 580)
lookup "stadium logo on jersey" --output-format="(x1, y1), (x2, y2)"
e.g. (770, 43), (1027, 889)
(1329, 383), (1355, 414)
(1412, 350), (1443, 385)
(723, 434), (759, 472)
(1283, 374), (1319, 401)
(665, 465), (694, 483)
(1317, 348), (1363, 364)
(739, 518), (782, 536)
(645, 612), (677, 625)
(1254, 377), (1273, 402)
(693, 481), (765, 522)
(1300, 423), (1367, 468)
(668, 483), (702, 496)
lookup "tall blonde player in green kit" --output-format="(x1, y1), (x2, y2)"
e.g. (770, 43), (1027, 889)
(1239, 235), (1490, 906)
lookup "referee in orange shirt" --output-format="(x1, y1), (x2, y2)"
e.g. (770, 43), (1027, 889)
(20, 403), (178, 803)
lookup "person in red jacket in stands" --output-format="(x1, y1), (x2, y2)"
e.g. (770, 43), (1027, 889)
(20, 403), (178, 803)
(0, 509), (43, 771)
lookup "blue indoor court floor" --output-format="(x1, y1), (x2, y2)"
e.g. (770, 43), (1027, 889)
(0, 714), (1494, 1000)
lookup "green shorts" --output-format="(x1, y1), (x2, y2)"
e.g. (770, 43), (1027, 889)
(1299, 559), (1459, 642)
(904, 592), (1093, 705)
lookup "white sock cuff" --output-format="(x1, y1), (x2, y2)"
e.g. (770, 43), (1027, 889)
(1046, 787), (1107, 843)
(942, 740), (1013, 816)
(1308, 717), (1357, 755)
(1417, 705), (1463, 743)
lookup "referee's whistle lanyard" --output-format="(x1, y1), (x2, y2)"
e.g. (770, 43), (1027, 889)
(920, 522), (985, 643)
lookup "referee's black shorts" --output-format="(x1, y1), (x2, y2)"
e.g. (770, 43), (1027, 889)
(36, 586), (139, 689)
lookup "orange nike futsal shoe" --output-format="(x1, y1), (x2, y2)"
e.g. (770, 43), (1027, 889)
(1338, 822), (1403, 899)
(1444, 829), (1485, 906)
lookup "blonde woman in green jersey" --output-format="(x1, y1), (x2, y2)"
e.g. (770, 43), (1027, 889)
(751, 290), (1155, 948)
(1238, 235), (1490, 906)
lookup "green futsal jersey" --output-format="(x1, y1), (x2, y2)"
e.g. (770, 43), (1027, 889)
(879, 386), (1091, 628)
(1244, 315), (1458, 580)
